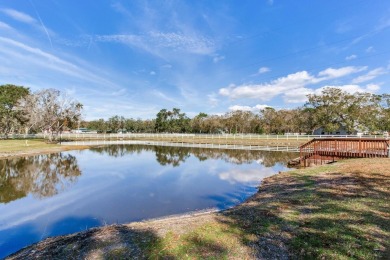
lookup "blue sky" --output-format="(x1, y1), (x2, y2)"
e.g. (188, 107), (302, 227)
(0, 0), (389, 120)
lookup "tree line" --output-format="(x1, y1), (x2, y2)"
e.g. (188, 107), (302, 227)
(1, 84), (389, 138)
(85, 88), (389, 135)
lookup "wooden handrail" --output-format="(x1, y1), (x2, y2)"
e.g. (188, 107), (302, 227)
(299, 138), (389, 166)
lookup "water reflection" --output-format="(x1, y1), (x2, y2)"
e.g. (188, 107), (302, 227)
(89, 144), (297, 167)
(0, 153), (81, 203)
(0, 145), (297, 258)
(0, 146), (297, 205)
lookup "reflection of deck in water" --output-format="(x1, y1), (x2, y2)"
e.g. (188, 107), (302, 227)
(300, 138), (390, 167)
(64, 140), (300, 152)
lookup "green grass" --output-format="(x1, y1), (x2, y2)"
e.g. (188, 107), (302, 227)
(0, 139), (89, 156)
(0, 139), (59, 153)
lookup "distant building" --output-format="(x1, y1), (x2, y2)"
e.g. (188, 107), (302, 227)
(72, 128), (90, 134)
(313, 126), (358, 135)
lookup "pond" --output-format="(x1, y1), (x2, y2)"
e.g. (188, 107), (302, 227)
(0, 145), (297, 257)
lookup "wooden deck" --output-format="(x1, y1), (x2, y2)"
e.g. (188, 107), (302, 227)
(300, 138), (390, 166)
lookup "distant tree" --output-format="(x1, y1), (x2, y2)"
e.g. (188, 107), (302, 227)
(377, 94), (390, 132)
(155, 109), (169, 132)
(0, 84), (30, 137)
(306, 88), (383, 133)
(155, 108), (190, 133)
(191, 112), (208, 133)
(22, 89), (83, 141)
(108, 115), (125, 133)
(259, 107), (283, 134)
(87, 119), (108, 133)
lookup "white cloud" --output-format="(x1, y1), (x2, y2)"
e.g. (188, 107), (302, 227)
(150, 71), (156, 75)
(352, 68), (386, 84)
(345, 54), (357, 61)
(1, 8), (36, 24)
(219, 66), (375, 104)
(228, 104), (270, 112)
(318, 66), (366, 79)
(258, 67), (270, 74)
(283, 84), (381, 104)
(251, 66), (271, 77)
(366, 83), (380, 91)
(219, 71), (317, 100)
(283, 87), (314, 103)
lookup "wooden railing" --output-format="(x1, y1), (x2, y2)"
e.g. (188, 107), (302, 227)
(300, 138), (390, 166)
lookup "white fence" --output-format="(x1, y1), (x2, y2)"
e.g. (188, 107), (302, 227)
(55, 133), (389, 141)
(2, 133), (388, 141)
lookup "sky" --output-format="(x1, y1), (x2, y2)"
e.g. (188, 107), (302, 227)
(0, 0), (389, 120)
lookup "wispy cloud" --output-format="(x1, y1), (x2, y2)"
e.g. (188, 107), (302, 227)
(366, 46), (374, 53)
(345, 54), (357, 60)
(29, 0), (53, 48)
(213, 54), (225, 63)
(150, 89), (181, 105)
(1, 8), (36, 24)
(0, 21), (13, 30)
(207, 93), (219, 107)
(0, 37), (118, 87)
(95, 31), (216, 56)
(352, 67), (386, 84)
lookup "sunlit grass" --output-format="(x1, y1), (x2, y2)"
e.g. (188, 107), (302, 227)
(0, 139), (58, 153)
(0, 139), (88, 155)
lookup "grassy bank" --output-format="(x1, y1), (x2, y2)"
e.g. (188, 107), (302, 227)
(0, 139), (90, 159)
(8, 158), (390, 259)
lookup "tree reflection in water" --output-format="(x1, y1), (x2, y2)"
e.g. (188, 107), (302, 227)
(0, 145), (297, 204)
(0, 153), (81, 204)
(89, 145), (298, 167)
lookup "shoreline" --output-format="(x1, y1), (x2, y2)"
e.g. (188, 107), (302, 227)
(2, 142), (389, 259)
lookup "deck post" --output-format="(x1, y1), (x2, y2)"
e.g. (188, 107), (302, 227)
(388, 144), (390, 158)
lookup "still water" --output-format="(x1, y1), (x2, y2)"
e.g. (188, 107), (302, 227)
(0, 145), (297, 257)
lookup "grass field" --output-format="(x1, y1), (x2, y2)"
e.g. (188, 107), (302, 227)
(0, 139), (89, 158)
(9, 158), (390, 259)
